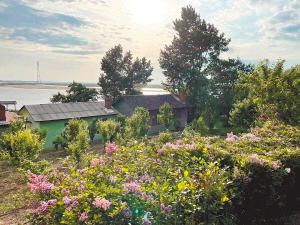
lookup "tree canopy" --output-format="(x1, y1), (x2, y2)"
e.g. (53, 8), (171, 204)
(50, 81), (99, 103)
(98, 44), (153, 100)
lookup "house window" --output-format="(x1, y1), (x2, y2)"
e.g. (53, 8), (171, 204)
(174, 109), (181, 120)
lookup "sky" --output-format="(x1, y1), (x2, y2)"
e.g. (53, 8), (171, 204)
(0, 0), (299, 84)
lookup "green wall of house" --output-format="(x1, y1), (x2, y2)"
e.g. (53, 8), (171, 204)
(19, 108), (116, 150)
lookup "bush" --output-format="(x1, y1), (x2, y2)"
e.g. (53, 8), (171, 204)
(52, 131), (68, 150)
(229, 98), (259, 129)
(97, 119), (120, 145)
(125, 107), (150, 139)
(26, 121), (300, 224)
(157, 102), (174, 129)
(88, 118), (98, 142)
(191, 117), (209, 135)
(0, 120), (49, 175)
(158, 131), (172, 144)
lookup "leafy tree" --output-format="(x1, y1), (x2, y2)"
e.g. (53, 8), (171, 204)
(231, 60), (300, 126)
(159, 5), (230, 113)
(191, 117), (209, 136)
(116, 114), (126, 133)
(157, 102), (174, 129)
(51, 81), (99, 103)
(125, 107), (150, 138)
(97, 119), (120, 145)
(98, 44), (153, 100)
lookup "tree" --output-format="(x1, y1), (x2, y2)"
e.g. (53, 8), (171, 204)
(231, 60), (300, 126)
(51, 81), (99, 103)
(98, 44), (153, 100)
(159, 5), (230, 115)
(157, 102), (174, 129)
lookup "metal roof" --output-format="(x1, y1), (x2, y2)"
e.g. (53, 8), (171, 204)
(19, 102), (119, 122)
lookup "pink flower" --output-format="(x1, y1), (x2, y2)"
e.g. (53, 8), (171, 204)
(249, 154), (262, 164)
(275, 112), (280, 118)
(80, 168), (88, 175)
(142, 218), (152, 225)
(105, 142), (118, 156)
(122, 182), (142, 195)
(161, 203), (172, 215)
(285, 168), (291, 173)
(259, 114), (266, 121)
(27, 170), (54, 194)
(97, 172), (103, 178)
(78, 212), (88, 222)
(40, 201), (49, 214)
(47, 199), (57, 206)
(63, 197), (72, 205)
(157, 149), (166, 155)
(271, 160), (281, 170)
(226, 132), (239, 142)
(176, 139), (182, 145)
(93, 197), (111, 210)
(90, 158), (97, 167)
(206, 145), (212, 150)
(62, 188), (70, 195)
(110, 176), (117, 183)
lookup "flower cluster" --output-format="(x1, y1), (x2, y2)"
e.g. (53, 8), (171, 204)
(122, 182), (142, 195)
(92, 197), (111, 210)
(27, 170), (54, 194)
(226, 132), (239, 142)
(271, 160), (281, 170)
(161, 203), (172, 215)
(39, 199), (57, 214)
(105, 142), (118, 156)
(78, 212), (88, 222)
(90, 156), (105, 167)
(63, 196), (79, 212)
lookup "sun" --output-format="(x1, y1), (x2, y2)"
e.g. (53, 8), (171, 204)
(127, 0), (166, 24)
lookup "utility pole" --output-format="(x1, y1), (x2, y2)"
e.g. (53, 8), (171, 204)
(37, 61), (41, 83)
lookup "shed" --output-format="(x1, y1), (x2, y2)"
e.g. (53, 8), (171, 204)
(18, 101), (119, 149)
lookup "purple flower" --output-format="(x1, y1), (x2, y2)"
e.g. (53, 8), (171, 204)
(78, 212), (88, 222)
(122, 182), (142, 195)
(47, 199), (57, 206)
(92, 197), (111, 210)
(142, 218), (152, 225)
(275, 112), (280, 118)
(161, 203), (172, 215)
(40, 201), (49, 214)
(63, 197), (72, 205)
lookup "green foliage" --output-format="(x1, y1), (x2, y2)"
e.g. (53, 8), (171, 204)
(65, 118), (89, 143)
(191, 117), (209, 135)
(27, 120), (300, 224)
(229, 98), (260, 129)
(157, 102), (174, 129)
(98, 44), (153, 100)
(67, 131), (89, 166)
(173, 119), (181, 131)
(232, 60), (300, 126)
(158, 131), (172, 144)
(50, 81), (99, 103)
(52, 131), (68, 150)
(125, 107), (150, 138)
(116, 113), (126, 133)
(97, 119), (120, 145)
(88, 118), (99, 142)
(0, 120), (48, 174)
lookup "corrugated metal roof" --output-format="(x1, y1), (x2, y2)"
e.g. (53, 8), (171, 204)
(20, 101), (119, 122)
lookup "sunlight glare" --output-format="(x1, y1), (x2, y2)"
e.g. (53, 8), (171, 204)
(128, 0), (165, 24)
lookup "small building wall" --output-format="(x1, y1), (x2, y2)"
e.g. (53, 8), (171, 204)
(113, 99), (134, 117)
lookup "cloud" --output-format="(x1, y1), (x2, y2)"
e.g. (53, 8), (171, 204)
(52, 50), (102, 55)
(258, 0), (300, 43)
(0, 0), (87, 47)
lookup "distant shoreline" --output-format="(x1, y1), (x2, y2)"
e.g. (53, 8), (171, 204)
(0, 84), (68, 90)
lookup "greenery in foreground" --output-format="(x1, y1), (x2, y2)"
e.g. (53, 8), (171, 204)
(23, 106), (300, 224)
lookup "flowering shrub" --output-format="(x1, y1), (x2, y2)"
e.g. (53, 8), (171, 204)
(27, 121), (300, 224)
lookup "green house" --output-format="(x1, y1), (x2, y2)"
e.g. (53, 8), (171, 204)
(18, 101), (119, 149)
